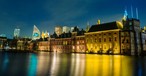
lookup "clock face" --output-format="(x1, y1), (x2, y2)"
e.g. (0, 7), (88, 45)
(33, 33), (39, 37)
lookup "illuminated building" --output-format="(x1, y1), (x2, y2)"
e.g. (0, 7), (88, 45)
(71, 27), (74, 32)
(26, 9), (146, 55)
(50, 32), (72, 53)
(44, 31), (49, 38)
(17, 38), (31, 50)
(63, 26), (70, 33)
(41, 31), (49, 39)
(41, 31), (45, 39)
(14, 28), (20, 39)
(55, 26), (62, 36)
(38, 40), (50, 51)
(85, 21), (123, 54)
(32, 25), (41, 40)
(144, 26), (146, 31)
(33, 17), (146, 55)
(0, 37), (7, 50)
(72, 27), (87, 53)
(141, 33), (146, 52)
(17, 40), (24, 50)
(122, 18), (146, 55)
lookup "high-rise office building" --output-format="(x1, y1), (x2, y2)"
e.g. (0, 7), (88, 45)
(14, 28), (20, 38)
(62, 26), (70, 33)
(71, 27), (74, 32)
(55, 26), (62, 36)
(32, 25), (41, 40)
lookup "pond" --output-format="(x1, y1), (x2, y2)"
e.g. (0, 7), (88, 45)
(0, 52), (145, 76)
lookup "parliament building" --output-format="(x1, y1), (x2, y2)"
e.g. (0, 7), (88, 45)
(33, 17), (146, 55)
(7, 10), (146, 55)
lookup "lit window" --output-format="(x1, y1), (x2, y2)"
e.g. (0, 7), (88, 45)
(77, 41), (79, 44)
(82, 41), (84, 43)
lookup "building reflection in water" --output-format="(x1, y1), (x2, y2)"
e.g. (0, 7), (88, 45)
(84, 55), (133, 76)
(36, 52), (53, 76)
(1, 52), (146, 76)
(70, 54), (85, 76)
(28, 53), (144, 76)
(2, 53), (9, 72)
(50, 53), (60, 76)
(27, 53), (38, 76)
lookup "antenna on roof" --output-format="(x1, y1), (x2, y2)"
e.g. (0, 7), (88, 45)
(136, 8), (139, 19)
(131, 5), (134, 18)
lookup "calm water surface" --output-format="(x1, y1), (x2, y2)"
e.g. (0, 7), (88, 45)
(0, 52), (146, 76)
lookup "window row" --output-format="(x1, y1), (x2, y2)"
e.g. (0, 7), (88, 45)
(86, 37), (117, 43)
(86, 33), (118, 37)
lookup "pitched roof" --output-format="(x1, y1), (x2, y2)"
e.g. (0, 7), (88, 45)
(88, 21), (123, 32)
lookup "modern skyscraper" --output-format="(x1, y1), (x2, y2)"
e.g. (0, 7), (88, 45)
(14, 28), (20, 38)
(55, 26), (62, 36)
(144, 26), (146, 31)
(32, 25), (40, 40)
(41, 30), (49, 39)
(71, 27), (74, 32)
(44, 31), (49, 38)
(62, 26), (70, 33)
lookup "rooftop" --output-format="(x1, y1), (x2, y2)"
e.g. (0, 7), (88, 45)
(88, 21), (123, 32)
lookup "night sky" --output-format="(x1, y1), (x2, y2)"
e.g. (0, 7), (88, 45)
(0, 0), (145, 38)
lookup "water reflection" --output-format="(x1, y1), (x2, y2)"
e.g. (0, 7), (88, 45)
(27, 53), (37, 76)
(0, 52), (146, 76)
(2, 53), (9, 72)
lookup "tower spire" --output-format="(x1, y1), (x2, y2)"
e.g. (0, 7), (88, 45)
(123, 9), (128, 21)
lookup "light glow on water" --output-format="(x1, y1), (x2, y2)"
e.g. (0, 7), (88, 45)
(0, 52), (146, 76)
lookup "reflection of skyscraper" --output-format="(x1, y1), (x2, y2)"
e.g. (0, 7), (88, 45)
(32, 25), (40, 40)
(14, 28), (20, 38)
(55, 26), (62, 36)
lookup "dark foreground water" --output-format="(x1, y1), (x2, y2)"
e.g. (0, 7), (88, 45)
(0, 52), (146, 76)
